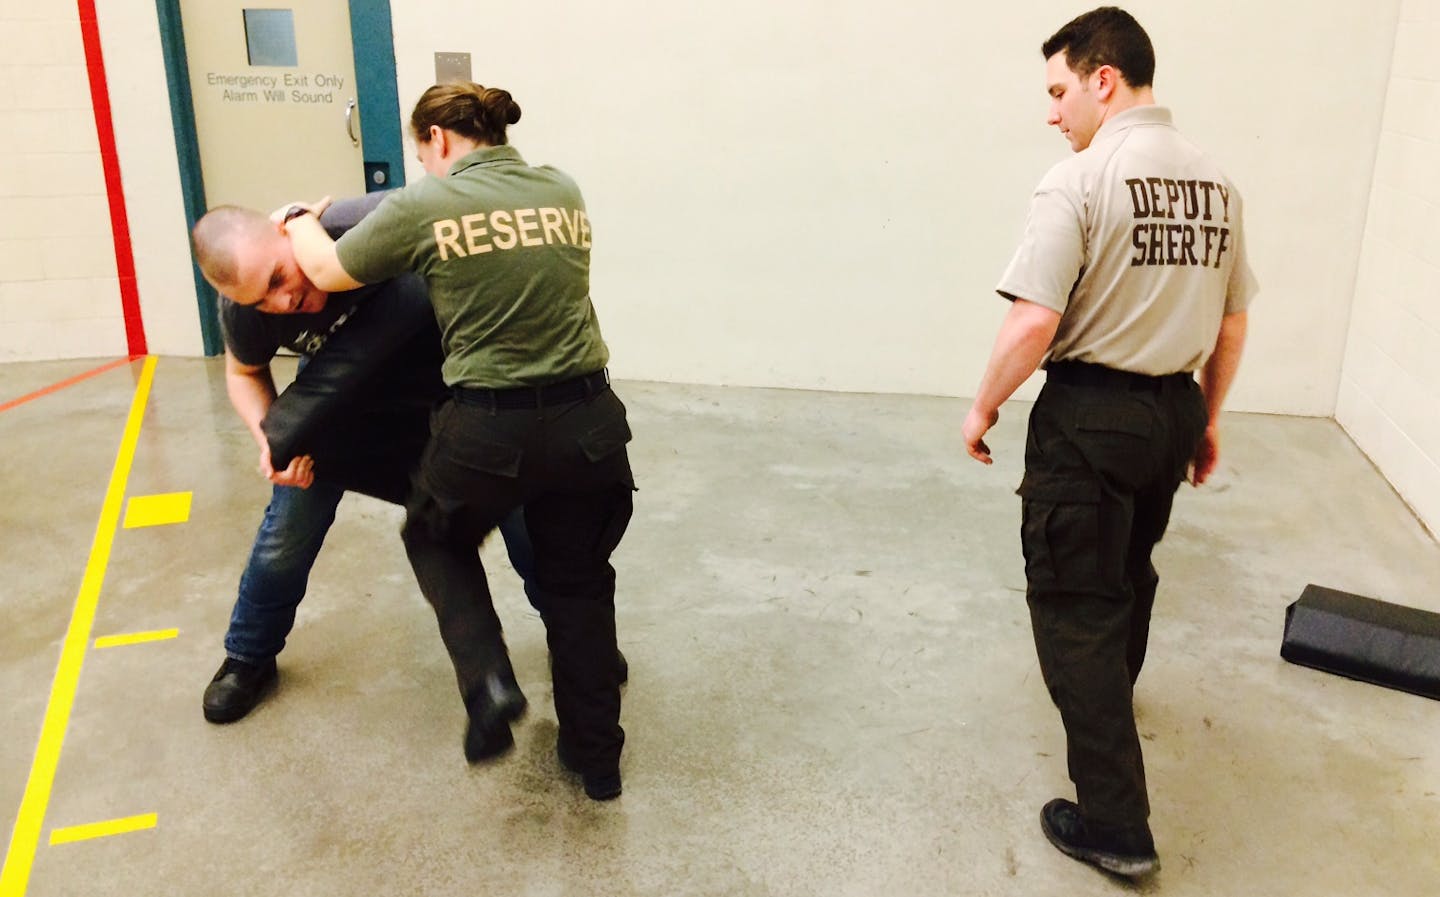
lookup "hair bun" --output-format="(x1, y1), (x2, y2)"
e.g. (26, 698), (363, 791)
(477, 87), (522, 127)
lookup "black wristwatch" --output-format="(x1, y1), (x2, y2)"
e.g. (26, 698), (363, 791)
(282, 204), (314, 224)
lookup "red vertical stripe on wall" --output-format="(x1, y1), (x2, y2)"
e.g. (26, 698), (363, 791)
(77, 0), (148, 357)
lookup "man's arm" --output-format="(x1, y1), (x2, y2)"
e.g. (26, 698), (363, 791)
(319, 191), (389, 234)
(1191, 309), (1248, 485)
(962, 299), (1062, 464)
(225, 349), (276, 447)
(224, 350), (314, 488)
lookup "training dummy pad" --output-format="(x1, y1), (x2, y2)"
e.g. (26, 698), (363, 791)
(1281, 584), (1440, 700)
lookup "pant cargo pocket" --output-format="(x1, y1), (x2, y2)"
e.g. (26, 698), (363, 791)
(1018, 472), (1103, 590)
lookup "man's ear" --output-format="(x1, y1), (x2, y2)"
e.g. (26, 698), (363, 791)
(1094, 64), (1117, 100)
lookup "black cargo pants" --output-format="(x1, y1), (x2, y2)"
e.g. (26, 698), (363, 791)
(401, 379), (635, 775)
(1019, 365), (1207, 828)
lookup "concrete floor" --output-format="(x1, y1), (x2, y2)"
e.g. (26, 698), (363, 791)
(1, 355), (1438, 897)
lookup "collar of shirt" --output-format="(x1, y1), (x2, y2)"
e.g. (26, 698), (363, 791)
(448, 144), (524, 176)
(1092, 104), (1173, 143)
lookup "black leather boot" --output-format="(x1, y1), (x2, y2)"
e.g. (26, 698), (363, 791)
(463, 670), (528, 763)
(202, 657), (278, 724)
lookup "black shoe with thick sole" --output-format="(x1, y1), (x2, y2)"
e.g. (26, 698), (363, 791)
(203, 657), (278, 724)
(557, 738), (622, 801)
(1040, 798), (1159, 877)
(463, 671), (528, 763)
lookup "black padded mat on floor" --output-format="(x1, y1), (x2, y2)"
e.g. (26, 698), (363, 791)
(1281, 584), (1440, 700)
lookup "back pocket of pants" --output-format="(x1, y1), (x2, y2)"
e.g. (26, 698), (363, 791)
(578, 416), (632, 462)
(1075, 404), (1156, 492)
(440, 438), (524, 478)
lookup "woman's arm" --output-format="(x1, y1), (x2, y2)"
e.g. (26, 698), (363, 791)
(284, 208), (366, 291)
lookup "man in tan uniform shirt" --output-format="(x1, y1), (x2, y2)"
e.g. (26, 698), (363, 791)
(962, 6), (1257, 878)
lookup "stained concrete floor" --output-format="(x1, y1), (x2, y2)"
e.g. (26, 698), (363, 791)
(1, 355), (1438, 897)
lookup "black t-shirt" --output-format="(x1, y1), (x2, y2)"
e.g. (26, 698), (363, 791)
(220, 290), (362, 365)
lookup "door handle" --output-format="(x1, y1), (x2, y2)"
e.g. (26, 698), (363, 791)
(345, 98), (359, 147)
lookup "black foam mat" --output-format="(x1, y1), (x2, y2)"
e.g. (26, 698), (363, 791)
(1281, 584), (1440, 700)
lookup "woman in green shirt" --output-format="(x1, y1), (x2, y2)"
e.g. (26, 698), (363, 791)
(285, 82), (633, 801)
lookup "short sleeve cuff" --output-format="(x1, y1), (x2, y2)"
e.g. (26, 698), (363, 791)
(993, 172), (1084, 315)
(333, 190), (412, 285)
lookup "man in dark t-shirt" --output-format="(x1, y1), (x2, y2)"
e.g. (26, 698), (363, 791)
(191, 194), (538, 725)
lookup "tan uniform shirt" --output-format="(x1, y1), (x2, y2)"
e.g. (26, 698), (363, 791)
(996, 106), (1258, 375)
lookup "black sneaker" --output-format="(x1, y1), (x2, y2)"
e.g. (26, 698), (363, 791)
(1040, 798), (1159, 877)
(557, 738), (622, 801)
(463, 671), (528, 763)
(202, 657), (277, 724)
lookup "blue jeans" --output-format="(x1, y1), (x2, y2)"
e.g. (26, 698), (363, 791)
(225, 483), (536, 664)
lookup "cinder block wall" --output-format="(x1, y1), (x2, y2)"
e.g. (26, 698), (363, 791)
(1337, 0), (1440, 536)
(0, 0), (200, 364)
(0, 1), (125, 362)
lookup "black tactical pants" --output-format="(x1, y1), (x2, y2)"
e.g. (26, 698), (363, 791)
(1019, 367), (1207, 828)
(401, 379), (634, 775)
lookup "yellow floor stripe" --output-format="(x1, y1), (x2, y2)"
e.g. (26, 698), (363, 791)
(93, 629), (179, 649)
(0, 356), (156, 897)
(48, 814), (156, 846)
(122, 491), (191, 528)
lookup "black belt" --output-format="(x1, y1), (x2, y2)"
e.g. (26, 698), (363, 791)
(454, 369), (610, 409)
(1046, 360), (1191, 392)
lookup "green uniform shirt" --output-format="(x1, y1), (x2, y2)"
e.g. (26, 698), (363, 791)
(335, 145), (609, 388)
(996, 106), (1259, 375)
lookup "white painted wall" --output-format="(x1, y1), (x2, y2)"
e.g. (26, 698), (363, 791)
(1337, 0), (1440, 536)
(0, 0), (1405, 424)
(0, 0), (126, 363)
(389, 0), (1397, 414)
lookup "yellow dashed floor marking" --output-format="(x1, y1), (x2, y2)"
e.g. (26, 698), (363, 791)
(0, 356), (157, 896)
(122, 492), (192, 529)
(93, 629), (180, 649)
(48, 814), (157, 846)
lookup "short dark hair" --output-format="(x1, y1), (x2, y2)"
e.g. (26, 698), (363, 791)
(1042, 7), (1155, 89)
(192, 205), (271, 288)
